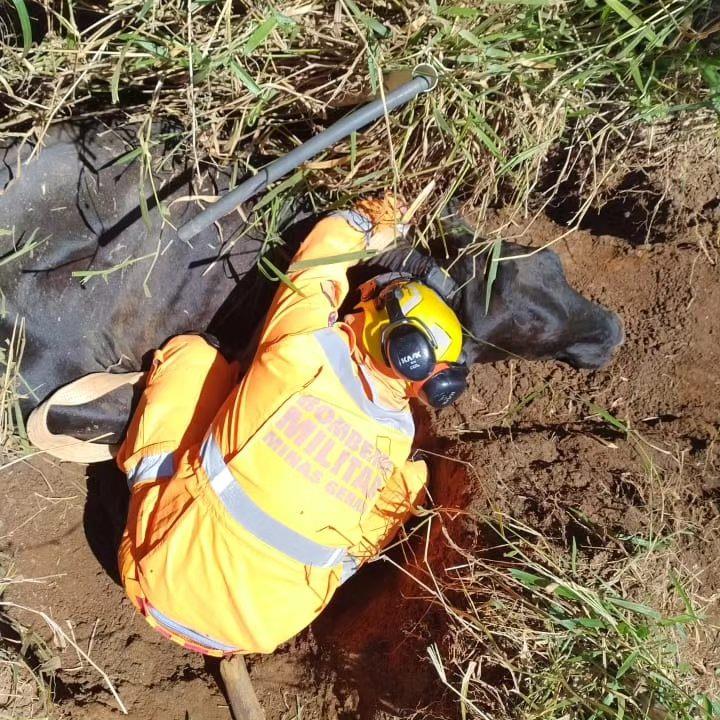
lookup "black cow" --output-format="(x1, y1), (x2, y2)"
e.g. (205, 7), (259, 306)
(0, 123), (623, 448)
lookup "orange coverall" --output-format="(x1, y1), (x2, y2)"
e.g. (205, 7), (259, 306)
(116, 212), (427, 656)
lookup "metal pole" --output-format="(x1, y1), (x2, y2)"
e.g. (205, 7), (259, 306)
(177, 66), (438, 242)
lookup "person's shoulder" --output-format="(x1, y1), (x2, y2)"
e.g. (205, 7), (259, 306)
(258, 326), (347, 368)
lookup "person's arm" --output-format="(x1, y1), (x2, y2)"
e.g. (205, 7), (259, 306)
(346, 458), (428, 569)
(259, 196), (406, 345)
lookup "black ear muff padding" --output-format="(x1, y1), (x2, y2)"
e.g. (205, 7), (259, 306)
(384, 324), (436, 381)
(419, 364), (469, 408)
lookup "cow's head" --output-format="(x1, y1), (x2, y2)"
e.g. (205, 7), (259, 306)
(440, 211), (625, 369)
(368, 209), (624, 370)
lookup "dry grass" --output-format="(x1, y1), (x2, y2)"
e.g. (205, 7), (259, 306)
(405, 424), (720, 719)
(0, 556), (56, 720)
(1, 1), (718, 231)
(0, 316), (30, 455)
(0, 325), (53, 720)
(0, 556), (129, 719)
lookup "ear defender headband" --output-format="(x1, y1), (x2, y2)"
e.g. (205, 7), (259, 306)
(379, 284), (469, 408)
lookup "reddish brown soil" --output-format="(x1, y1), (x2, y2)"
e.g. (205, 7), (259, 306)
(1, 214), (719, 720)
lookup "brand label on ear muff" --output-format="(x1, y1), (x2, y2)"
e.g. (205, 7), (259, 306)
(389, 326), (435, 381)
(399, 350), (424, 368)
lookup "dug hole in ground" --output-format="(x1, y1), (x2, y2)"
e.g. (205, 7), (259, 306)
(1, 157), (719, 719)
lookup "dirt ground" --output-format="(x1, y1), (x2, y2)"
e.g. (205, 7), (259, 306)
(1, 208), (719, 719)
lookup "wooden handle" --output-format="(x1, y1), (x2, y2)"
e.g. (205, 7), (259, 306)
(220, 656), (266, 720)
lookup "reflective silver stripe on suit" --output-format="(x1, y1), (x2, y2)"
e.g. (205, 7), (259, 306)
(147, 605), (240, 653)
(202, 435), (347, 569)
(127, 452), (174, 489)
(331, 210), (372, 235)
(313, 328), (415, 438)
(340, 555), (359, 584)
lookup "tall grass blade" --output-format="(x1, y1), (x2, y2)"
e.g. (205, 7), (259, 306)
(259, 256), (306, 297)
(289, 250), (376, 270)
(484, 239), (502, 314)
(243, 16), (278, 55)
(602, 0), (658, 43)
(11, 0), (32, 52)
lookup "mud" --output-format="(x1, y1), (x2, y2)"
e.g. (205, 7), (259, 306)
(1, 212), (719, 719)
(544, 112), (720, 247)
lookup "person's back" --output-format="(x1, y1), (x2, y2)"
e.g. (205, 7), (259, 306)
(114, 195), (467, 655)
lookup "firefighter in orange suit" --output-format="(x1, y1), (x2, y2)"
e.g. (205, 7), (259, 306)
(115, 195), (469, 656)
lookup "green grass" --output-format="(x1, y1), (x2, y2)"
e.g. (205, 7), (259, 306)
(428, 514), (720, 720)
(1, 0), (717, 227)
(414, 414), (720, 720)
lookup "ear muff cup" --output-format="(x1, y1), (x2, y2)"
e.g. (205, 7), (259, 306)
(376, 282), (468, 407)
(383, 323), (436, 381)
(418, 364), (469, 408)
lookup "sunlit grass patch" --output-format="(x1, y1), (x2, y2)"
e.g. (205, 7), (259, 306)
(1, 1), (717, 228)
(413, 419), (720, 720)
(428, 515), (720, 719)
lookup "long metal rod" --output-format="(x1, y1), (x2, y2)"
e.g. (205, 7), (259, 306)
(177, 68), (437, 242)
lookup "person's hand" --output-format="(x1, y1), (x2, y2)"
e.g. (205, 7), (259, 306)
(354, 193), (409, 252)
